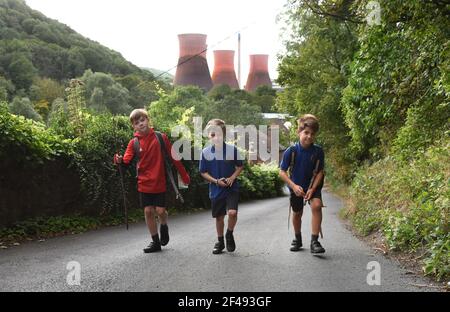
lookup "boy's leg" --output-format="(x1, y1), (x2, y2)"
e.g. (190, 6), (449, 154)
(310, 197), (325, 254)
(290, 194), (304, 251)
(227, 209), (238, 231)
(310, 198), (322, 236)
(212, 197), (227, 254)
(216, 215), (225, 238)
(144, 206), (158, 236)
(144, 206), (162, 253)
(156, 206), (169, 246)
(225, 192), (239, 252)
(213, 215), (226, 254)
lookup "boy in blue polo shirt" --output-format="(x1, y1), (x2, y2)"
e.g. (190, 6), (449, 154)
(279, 114), (326, 254)
(200, 119), (244, 254)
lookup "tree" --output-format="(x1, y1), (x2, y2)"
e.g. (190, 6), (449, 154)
(8, 96), (42, 121)
(0, 76), (15, 101)
(81, 70), (131, 115)
(253, 85), (276, 113)
(276, 0), (359, 181)
(8, 54), (36, 90)
(29, 77), (64, 105)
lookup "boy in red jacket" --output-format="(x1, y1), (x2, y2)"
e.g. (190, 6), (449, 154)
(114, 109), (190, 253)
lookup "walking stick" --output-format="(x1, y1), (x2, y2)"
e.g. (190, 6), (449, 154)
(113, 116), (128, 230)
(117, 163), (129, 231)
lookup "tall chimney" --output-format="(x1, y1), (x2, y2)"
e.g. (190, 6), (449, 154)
(212, 50), (239, 89)
(174, 34), (213, 91)
(238, 33), (241, 88)
(245, 54), (272, 92)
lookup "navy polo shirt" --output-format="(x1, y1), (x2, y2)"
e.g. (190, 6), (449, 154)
(199, 143), (244, 199)
(280, 143), (325, 191)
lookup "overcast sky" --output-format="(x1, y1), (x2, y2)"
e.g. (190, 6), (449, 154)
(25, 0), (288, 85)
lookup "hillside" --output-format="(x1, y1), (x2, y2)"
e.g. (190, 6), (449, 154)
(0, 0), (156, 93)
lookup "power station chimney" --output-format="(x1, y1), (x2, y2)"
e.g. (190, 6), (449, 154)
(245, 54), (272, 92)
(174, 34), (213, 91)
(212, 50), (239, 89)
(238, 33), (241, 88)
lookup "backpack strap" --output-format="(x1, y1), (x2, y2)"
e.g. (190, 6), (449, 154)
(287, 145), (296, 176)
(154, 131), (184, 203)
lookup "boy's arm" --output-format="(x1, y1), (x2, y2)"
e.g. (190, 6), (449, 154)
(200, 172), (228, 188)
(162, 134), (190, 184)
(114, 139), (134, 167)
(199, 150), (228, 188)
(311, 170), (324, 191)
(279, 169), (305, 197)
(304, 170), (324, 200)
(225, 165), (244, 187)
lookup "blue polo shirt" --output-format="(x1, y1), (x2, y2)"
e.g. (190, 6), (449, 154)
(199, 143), (244, 199)
(280, 143), (325, 191)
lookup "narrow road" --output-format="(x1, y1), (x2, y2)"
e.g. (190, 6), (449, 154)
(0, 190), (433, 291)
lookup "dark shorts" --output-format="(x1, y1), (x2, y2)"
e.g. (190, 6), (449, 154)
(290, 189), (322, 213)
(139, 192), (166, 208)
(211, 191), (239, 218)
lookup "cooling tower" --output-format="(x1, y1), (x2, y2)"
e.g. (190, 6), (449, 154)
(174, 34), (213, 91)
(245, 54), (272, 92)
(212, 50), (239, 89)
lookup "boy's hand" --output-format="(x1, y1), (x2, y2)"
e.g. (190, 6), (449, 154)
(304, 188), (315, 201)
(113, 154), (123, 165)
(217, 178), (228, 188)
(225, 176), (236, 187)
(292, 184), (305, 197)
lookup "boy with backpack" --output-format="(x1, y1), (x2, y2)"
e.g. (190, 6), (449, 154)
(114, 109), (190, 253)
(199, 119), (244, 254)
(279, 114), (326, 254)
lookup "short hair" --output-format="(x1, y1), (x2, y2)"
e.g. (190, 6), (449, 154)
(129, 109), (148, 124)
(298, 114), (319, 133)
(206, 118), (226, 137)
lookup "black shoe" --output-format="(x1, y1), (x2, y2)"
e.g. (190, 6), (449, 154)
(225, 231), (236, 252)
(212, 241), (225, 254)
(160, 224), (169, 246)
(290, 239), (303, 252)
(143, 242), (161, 253)
(310, 240), (325, 254)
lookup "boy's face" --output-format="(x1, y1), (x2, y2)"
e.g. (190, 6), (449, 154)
(207, 126), (224, 146)
(298, 126), (316, 148)
(132, 116), (150, 134)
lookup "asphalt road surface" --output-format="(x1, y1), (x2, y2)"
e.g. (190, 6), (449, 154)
(0, 189), (434, 292)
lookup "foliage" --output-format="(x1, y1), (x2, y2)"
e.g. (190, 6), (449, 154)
(0, 101), (72, 165)
(0, 0), (168, 113)
(276, 0), (359, 183)
(277, 0), (450, 280)
(341, 0), (450, 160)
(239, 162), (284, 201)
(348, 138), (449, 280)
(8, 96), (42, 121)
(81, 70), (132, 115)
(0, 209), (145, 243)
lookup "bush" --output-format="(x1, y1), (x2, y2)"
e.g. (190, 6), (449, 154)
(239, 162), (284, 201)
(348, 138), (449, 280)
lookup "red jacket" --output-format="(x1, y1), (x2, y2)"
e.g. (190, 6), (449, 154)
(122, 128), (190, 194)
